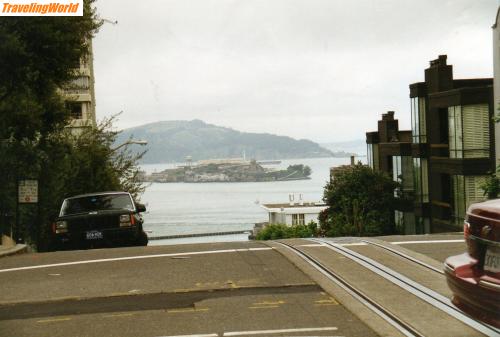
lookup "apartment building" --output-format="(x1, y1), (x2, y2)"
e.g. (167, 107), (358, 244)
(63, 42), (97, 133)
(366, 55), (496, 234)
(494, 6), (500, 166)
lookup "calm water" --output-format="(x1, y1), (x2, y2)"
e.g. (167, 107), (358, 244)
(140, 157), (361, 238)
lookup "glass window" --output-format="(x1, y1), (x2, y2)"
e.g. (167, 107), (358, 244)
(66, 102), (83, 119)
(411, 97), (427, 143)
(394, 210), (404, 233)
(367, 144), (373, 168)
(299, 214), (305, 225)
(413, 158), (429, 203)
(449, 104), (489, 158)
(371, 144), (379, 170)
(61, 193), (134, 216)
(451, 175), (488, 225)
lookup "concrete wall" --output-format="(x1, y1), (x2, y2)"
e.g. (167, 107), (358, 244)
(494, 7), (500, 166)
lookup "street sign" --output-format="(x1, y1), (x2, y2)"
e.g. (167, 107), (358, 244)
(18, 180), (38, 203)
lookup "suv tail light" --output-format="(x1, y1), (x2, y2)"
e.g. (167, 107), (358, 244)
(53, 221), (68, 234)
(120, 214), (135, 227)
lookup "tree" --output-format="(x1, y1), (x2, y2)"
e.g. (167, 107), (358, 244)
(320, 163), (399, 237)
(0, 3), (147, 250)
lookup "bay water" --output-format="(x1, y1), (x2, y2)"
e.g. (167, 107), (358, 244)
(140, 157), (362, 244)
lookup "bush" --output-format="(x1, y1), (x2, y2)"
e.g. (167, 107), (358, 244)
(255, 221), (318, 240)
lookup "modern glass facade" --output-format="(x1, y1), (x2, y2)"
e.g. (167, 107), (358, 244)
(411, 97), (427, 143)
(367, 143), (379, 170)
(413, 158), (429, 203)
(392, 156), (414, 197)
(451, 175), (488, 226)
(448, 104), (490, 158)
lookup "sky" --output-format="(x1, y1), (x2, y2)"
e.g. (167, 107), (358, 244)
(92, 0), (499, 143)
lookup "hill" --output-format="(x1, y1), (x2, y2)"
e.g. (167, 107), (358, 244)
(320, 139), (366, 157)
(116, 120), (335, 164)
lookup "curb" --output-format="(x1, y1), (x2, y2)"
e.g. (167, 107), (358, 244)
(0, 244), (28, 258)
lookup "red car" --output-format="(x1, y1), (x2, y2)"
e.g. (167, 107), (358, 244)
(445, 199), (500, 327)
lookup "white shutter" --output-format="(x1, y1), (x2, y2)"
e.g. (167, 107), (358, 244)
(462, 104), (490, 158)
(465, 176), (488, 207)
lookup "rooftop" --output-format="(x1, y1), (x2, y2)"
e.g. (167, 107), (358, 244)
(261, 202), (326, 209)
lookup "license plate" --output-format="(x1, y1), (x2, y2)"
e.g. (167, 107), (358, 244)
(86, 231), (103, 240)
(484, 246), (500, 273)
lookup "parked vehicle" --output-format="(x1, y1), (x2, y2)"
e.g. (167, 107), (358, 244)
(444, 199), (500, 328)
(51, 192), (148, 250)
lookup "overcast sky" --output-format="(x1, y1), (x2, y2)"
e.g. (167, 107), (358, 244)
(92, 0), (499, 143)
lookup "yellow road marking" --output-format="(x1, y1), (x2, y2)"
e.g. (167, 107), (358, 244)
(248, 305), (279, 309)
(173, 288), (199, 293)
(195, 281), (220, 288)
(166, 308), (209, 314)
(103, 313), (134, 318)
(37, 317), (71, 323)
(252, 300), (285, 306)
(315, 297), (339, 305)
(226, 280), (238, 289)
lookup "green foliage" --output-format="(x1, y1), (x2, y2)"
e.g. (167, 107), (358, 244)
(255, 221), (319, 240)
(320, 163), (399, 237)
(481, 168), (500, 199)
(0, 4), (146, 250)
(286, 164), (312, 177)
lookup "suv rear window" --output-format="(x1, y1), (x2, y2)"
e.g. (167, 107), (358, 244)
(60, 194), (134, 216)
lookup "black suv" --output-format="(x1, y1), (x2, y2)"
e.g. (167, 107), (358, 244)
(51, 192), (148, 250)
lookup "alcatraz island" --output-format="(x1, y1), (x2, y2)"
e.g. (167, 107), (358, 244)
(140, 158), (312, 183)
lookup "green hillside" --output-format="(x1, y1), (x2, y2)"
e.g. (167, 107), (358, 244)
(116, 120), (334, 164)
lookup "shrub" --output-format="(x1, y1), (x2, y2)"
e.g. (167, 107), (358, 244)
(255, 221), (318, 240)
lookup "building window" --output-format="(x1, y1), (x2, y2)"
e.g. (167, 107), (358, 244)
(413, 158), (429, 203)
(415, 216), (430, 234)
(292, 214), (305, 225)
(411, 97), (427, 143)
(394, 210), (404, 233)
(452, 175), (488, 225)
(67, 102), (83, 119)
(69, 76), (90, 89)
(367, 143), (379, 170)
(448, 104), (490, 158)
(392, 156), (414, 197)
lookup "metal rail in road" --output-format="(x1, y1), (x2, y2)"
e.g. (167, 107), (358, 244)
(276, 240), (424, 337)
(359, 239), (444, 275)
(308, 238), (500, 337)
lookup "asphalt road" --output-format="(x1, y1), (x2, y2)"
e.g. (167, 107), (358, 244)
(0, 241), (377, 337)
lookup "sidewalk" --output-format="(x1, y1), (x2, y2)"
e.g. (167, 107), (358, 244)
(0, 235), (27, 258)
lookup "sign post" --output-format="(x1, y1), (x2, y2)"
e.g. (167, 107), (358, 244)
(18, 180), (38, 204)
(16, 179), (38, 243)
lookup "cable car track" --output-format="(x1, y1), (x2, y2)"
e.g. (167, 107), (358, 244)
(276, 239), (500, 337)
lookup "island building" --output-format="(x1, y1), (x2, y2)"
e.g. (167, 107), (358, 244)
(62, 42), (97, 134)
(366, 55), (496, 234)
(494, 6), (500, 166)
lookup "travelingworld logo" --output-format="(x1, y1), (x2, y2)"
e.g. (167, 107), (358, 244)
(1, 0), (82, 16)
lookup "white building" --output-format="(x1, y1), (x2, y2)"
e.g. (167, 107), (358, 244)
(63, 42), (97, 134)
(260, 197), (328, 226)
(494, 6), (500, 166)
